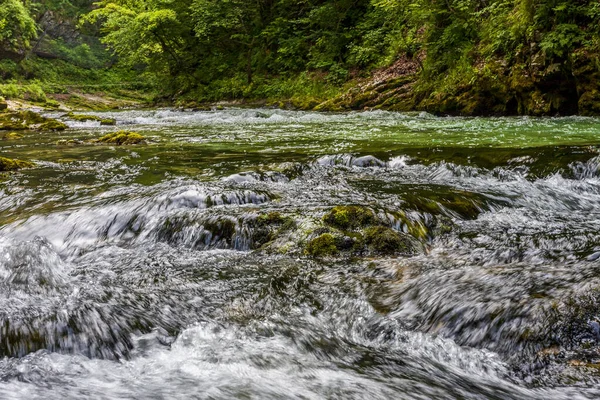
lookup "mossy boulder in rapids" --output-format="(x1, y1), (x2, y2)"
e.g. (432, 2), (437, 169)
(323, 205), (376, 230)
(0, 110), (66, 131)
(305, 233), (339, 257)
(364, 226), (416, 255)
(0, 157), (35, 171)
(252, 212), (297, 250)
(38, 120), (68, 131)
(95, 131), (145, 145)
(67, 113), (117, 126)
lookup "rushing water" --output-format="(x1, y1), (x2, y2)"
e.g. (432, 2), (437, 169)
(1, 109), (600, 399)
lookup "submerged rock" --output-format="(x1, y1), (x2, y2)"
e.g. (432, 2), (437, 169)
(95, 131), (145, 145)
(56, 139), (85, 146)
(0, 157), (35, 171)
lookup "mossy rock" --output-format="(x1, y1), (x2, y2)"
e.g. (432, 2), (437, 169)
(67, 113), (117, 126)
(0, 157), (35, 172)
(305, 233), (339, 257)
(0, 98), (7, 111)
(0, 110), (45, 130)
(252, 212), (297, 249)
(290, 97), (320, 110)
(579, 90), (600, 116)
(0, 110), (66, 131)
(67, 113), (102, 122)
(95, 131), (145, 145)
(364, 226), (416, 255)
(202, 219), (237, 246)
(100, 119), (117, 126)
(38, 120), (68, 131)
(334, 231), (365, 253)
(2, 132), (23, 140)
(323, 205), (377, 230)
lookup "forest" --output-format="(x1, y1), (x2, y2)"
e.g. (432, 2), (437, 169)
(1, 0), (600, 115)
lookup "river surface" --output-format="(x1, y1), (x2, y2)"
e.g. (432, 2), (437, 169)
(1, 109), (600, 399)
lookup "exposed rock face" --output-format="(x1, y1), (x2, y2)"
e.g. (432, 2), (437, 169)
(316, 52), (600, 116)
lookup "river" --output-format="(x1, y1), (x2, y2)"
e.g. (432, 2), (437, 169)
(1, 109), (600, 399)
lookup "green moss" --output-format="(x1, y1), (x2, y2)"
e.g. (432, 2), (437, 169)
(323, 205), (376, 230)
(2, 132), (23, 140)
(256, 211), (285, 225)
(67, 113), (103, 122)
(66, 113), (116, 125)
(364, 226), (414, 255)
(38, 120), (68, 131)
(95, 130), (145, 145)
(0, 110), (65, 131)
(579, 90), (600, 116)
(44, 99), (61, 110)
(290, 96), (320, 110)
(305, 233), (339, 257)
(252, 212), (297, 249)
(0, 157), (35, 171)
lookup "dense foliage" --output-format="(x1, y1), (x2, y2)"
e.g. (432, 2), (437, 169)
(1, 0), (599, 114)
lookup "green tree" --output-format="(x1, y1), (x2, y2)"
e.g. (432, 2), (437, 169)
(0, 0), (37, 54)
(84, 0), (197, 78)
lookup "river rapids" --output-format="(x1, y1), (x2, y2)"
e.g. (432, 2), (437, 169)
(1, 109), (600, 399)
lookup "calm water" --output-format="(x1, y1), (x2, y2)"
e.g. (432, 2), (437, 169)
(1, 109), (600, 399)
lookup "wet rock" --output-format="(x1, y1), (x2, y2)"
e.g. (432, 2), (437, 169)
(38, 120), (68, 131)
(364, 226), (416, 255)
(0, 110), (44, 130)
(2, 132), (23, 140)
(352, 155), (386, 168)
(252, 212), (297, 250)
(95, 130), (145, 145)
(335, 233), (365, 253)
(323, 206), (377, 230)
(305, 233), (339, 257)
(0, 157), (35, 171)
(66, 113), (101, 122)
(66, 113), (116, 126)
(101, 119), (117, 126)
(0, 110), (66, 131)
